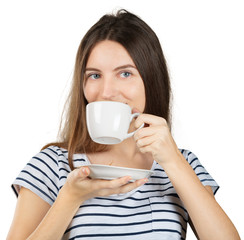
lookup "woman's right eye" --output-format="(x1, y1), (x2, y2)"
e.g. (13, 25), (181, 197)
(88, 73), (100, 80)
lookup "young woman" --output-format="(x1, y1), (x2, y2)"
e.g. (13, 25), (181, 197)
(7, 9), (240, 240)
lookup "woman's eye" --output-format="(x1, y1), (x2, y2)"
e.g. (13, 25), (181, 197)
(120, 72), (131, 78)
(88, 73), (100, 80)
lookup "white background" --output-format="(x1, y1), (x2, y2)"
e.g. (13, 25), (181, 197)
(0, 0), (243, 239)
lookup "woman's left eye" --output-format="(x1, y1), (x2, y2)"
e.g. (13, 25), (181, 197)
(120, 72), (131, 78)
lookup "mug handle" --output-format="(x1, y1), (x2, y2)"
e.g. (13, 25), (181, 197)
(125, 113), (144, 139)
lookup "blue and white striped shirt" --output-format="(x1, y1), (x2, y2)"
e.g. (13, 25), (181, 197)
(12, 146), (219, 240)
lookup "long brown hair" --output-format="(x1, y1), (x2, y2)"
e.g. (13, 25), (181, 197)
(43, 9), (172, 170)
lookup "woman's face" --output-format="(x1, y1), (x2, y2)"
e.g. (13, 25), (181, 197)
(83, 40), (146, 112)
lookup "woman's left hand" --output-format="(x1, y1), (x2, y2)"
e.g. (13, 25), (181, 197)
(134, 112), (181, 167)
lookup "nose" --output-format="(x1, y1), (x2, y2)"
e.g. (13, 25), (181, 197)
(100, 77), (119, 100)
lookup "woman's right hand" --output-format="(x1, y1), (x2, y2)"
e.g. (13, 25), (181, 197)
(61, 166), (148, 206)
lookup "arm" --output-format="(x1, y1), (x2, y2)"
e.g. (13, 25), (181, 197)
(188, 186), (214, 240)
(134, 113), (240, 240)
(164, 153), (239, 239)
(7, 187), (51, 240)
(7, 167), (147, 240)
(7, 186), (79, 240)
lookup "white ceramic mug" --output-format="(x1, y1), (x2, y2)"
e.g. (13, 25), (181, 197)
(86, 101), (144, 144)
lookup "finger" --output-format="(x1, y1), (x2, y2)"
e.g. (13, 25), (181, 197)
(136, 134), (156, 148)
(135, 114), (167, 128)
(134, 126), (156, 141)
(106, 178), (148, 195)
(118, 178), (149, 194)
(77, 167), (90, 179)
(67, 167), (90, 183)
(93, 176), (132, 190)
(108, 176), (132, 188)
(138, 145), (152, 154)
(94, 177), (149, 197)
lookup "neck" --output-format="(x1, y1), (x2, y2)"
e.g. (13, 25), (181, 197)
(107, 137), (153, 169)
(109, 137), (138, 157)
(87, 137), (153, 170)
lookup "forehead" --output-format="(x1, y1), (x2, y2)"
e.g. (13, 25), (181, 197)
(86, 40), (135, 68)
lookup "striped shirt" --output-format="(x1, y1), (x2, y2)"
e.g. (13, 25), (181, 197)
(12, 146), (219, 240)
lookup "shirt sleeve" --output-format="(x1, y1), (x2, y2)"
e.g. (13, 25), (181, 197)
(181, 149), (219, 195)
(12, 146), (61, 205)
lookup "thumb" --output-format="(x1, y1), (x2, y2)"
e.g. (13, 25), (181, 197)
(77, 167), (90, 179)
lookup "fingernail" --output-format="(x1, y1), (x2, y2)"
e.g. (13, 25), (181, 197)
(141, 178), (148, 184)
(125, 176), (132, 182)
(128, 176), (132, 181)
(82, 167), (88, 175)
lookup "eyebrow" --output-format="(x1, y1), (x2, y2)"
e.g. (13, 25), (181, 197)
(85, 64), (137, 72)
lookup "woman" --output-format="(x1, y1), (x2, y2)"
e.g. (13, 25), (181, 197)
(7, 9), (240, 240)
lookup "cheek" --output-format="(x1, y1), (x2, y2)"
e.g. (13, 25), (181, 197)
(128, 87), (144, 99)
(126, 84), (146, 110)
(83, 84), (98, 103)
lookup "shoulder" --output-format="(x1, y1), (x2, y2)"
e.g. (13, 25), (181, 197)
(179, 148), (219, 194)
(31, 145), (68, 172)
(40, 145), (67, 160)
(12, 146), (66, 205)
(179, 149), (199, 165)
(39, 145), (89, 169)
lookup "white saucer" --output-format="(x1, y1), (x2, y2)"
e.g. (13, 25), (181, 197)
(85, 164), (154, 181)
